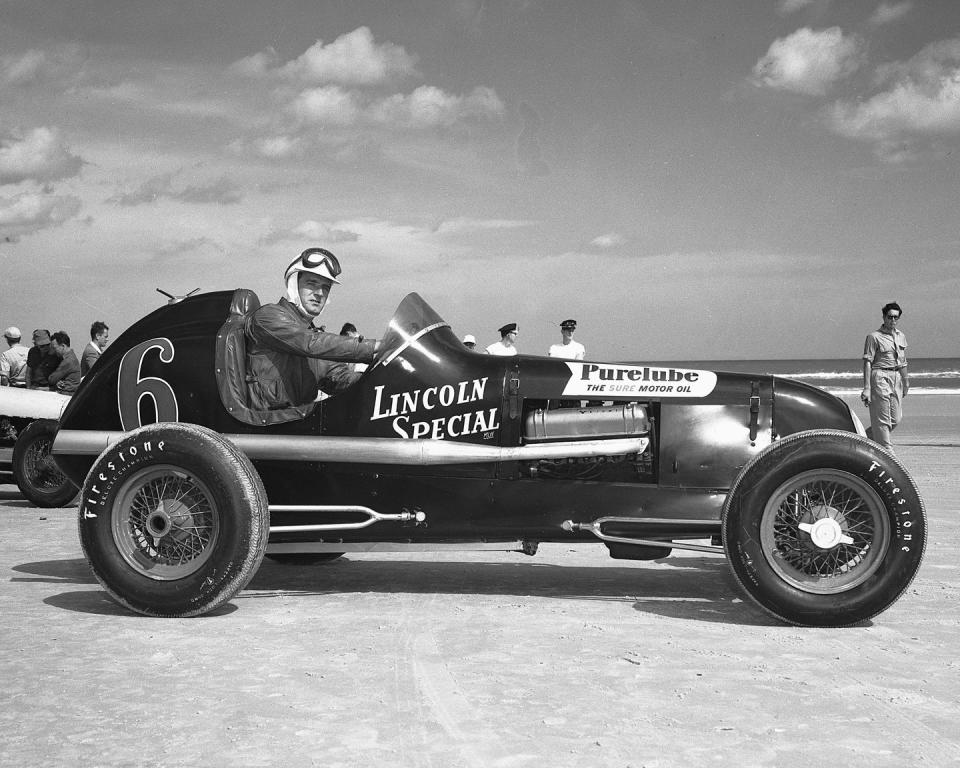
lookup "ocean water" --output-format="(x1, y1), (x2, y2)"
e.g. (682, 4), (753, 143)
(632, 358), (960, 395)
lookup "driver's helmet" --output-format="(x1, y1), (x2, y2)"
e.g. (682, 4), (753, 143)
(284, 248), (341, 308)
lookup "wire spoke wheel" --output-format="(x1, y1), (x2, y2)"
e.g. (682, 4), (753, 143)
(112, 465), (220, 581)
(13, 418), (78, 507)
(760, 469), (889, 594)
(724, 430), (925, 626)
(24, 434), (67, 490)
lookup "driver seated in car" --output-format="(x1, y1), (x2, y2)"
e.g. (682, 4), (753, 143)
(245, 248), (379, 410)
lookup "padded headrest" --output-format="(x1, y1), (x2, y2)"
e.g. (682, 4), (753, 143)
(230, 288), (260, 316)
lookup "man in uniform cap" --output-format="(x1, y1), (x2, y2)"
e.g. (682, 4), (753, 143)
(245, 247), (380, 410)
(26, 329), (59, 389)
(462, 334), (476, 350)
(0, 327), (29, 387)
(547, 318), (585, 360)
(485, 323), (518, 356)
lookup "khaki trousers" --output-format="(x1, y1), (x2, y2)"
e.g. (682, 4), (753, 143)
(869, 368), (903, 450)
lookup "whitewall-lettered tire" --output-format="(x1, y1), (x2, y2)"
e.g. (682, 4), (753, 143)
(722, 430), (925, 627)
(78, 423), (269, 617)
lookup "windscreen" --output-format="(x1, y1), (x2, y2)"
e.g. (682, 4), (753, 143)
(372, 293), (451, 368)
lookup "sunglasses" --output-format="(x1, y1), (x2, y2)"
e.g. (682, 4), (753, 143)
(885, 313), (900, 319)
(299, 248), (341, 278)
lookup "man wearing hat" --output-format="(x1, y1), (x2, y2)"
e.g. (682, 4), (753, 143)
(462, 334), (477, 350)
(485, 323), (518, 356)
(26, 329), (59, 389)
(0, 327), (29, 387)
(547, 319), (585, 360)
(245, 247), (379, 410)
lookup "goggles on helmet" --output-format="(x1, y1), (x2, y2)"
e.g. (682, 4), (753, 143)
(284, 248), (342, 284)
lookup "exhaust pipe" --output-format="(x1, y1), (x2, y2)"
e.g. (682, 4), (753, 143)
(54, 429), (648, 465)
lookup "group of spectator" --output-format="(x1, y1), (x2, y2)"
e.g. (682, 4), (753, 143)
(462, 318), (586, 360)
(0, 321), (110, 394)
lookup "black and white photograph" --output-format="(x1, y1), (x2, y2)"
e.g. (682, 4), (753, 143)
(2, 1), (958, 766)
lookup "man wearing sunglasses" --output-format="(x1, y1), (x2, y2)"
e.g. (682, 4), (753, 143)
(245, 248), (378, 410)
(861, 301), (909, 451)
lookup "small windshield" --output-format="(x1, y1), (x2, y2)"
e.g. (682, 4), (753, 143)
(372, 293), (450, 368)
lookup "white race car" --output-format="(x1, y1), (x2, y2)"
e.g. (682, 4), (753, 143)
(0, 387), (77, 506)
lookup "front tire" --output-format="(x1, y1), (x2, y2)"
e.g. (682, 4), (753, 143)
(12, 419), (78, 508)
(78, 423), (269, 617)
(722, 430), (925, 627)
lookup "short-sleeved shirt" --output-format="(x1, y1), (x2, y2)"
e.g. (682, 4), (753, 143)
(548, 340), (585, 360)
(485, 341), (517, 356)
(0, 343), (30, 386)
(863, 327), (907, 370)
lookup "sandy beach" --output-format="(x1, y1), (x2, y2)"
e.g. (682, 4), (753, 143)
(1, 395), (958, 767)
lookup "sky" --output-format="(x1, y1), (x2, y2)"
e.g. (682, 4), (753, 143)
(1, 0), (958, 361)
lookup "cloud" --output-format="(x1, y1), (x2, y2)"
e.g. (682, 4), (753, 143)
(229, 48), (280, 78)
(280, 27), (419, 85)
(752, 27), (862, 95)
(234, 27), (419, 86)
(1, 46), (84, 86)
(260, 220), (361, 245)
(108, 172), (244, 206)
(290, 84), (503, 129)
(778, 0), (819, 13)
(0, 126), (85, 185)
(170, 176), (243, 205)
(289, 85), (362, 125)
(590, 233), (626, 249)
(0, 190), (82, 241)
(869, 1), (913, 27)
(253, 135), (306, 159)
(826, 37), (960, 153)
(107, 172), (176, 206)
(365, 86), (504, 128)
(434, 217), (533, 234)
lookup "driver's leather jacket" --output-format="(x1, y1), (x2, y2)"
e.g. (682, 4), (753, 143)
(245, 297), (376, 410)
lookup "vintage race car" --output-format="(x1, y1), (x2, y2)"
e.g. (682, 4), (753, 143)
(51, 289), (926, 625)
(0, 387), (76, 506)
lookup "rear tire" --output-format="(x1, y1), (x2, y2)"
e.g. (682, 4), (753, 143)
(722, 430), (925, 627)
(13, 418), (78, 508)
(78, 423), (269, 617)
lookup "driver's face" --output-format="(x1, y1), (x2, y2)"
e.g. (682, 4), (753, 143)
(298, 273), (333, 316)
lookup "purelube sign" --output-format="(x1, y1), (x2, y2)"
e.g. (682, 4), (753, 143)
(562, 363), (717, 398)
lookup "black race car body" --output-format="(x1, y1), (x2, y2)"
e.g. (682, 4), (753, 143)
(53, 290), (926, 625)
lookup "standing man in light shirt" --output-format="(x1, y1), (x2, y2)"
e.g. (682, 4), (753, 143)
(81, 320), (110, 376)
(0, 327), (29, 387)
(486, 323), (518, 356)
(861, 301), (909, 451)
(547, 319), (585, 360)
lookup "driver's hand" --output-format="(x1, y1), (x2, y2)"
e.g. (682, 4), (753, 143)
(860, 388), (870, 406)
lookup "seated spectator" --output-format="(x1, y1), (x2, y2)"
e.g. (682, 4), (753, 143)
(48, 331), (82, 394)
(81, 320), (110, 376)
(462, 334), (477, 350)
(1, 327), (29, 387)
(26, 329), (58, 389)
